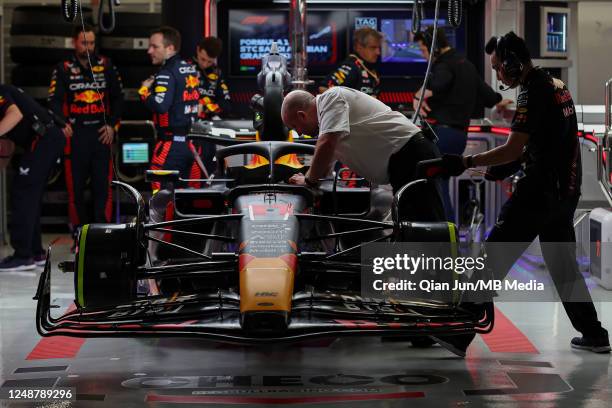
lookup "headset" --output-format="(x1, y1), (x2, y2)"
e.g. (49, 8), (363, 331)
(495, 34), (523, 91)
(421, 28), (441, 57)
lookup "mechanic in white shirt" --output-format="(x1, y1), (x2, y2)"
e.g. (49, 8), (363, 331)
(282, 86), (445, 221)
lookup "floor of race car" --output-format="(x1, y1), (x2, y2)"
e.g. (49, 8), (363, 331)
(1, 235), (611, 407)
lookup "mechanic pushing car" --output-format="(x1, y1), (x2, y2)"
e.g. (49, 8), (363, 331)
(186, 36), (232, 173)
(48, 24), (124, 243)
(319, 28), (382, 98)
(140, 26), (202, 193)
(0, 85), (67, 272)
(435, 32), (610, 354)
(282, 86), (445, 222)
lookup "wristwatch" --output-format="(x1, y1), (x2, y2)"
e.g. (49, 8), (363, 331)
(466, 155), (474, 168)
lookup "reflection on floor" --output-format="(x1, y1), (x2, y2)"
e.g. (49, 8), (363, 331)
(1, 235), (611, 407)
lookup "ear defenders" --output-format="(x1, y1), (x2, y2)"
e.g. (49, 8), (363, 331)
(421, 28), (440, 56)
(496, 35), (523, 84)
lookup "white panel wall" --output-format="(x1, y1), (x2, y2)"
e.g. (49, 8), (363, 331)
(484, 0), (520, 112)
(576, 1), (612, 104)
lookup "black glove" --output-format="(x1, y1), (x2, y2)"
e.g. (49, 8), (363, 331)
(416, 154), (466, 178)
(440, 154), (467, 177)
(485, 160), (521, 181)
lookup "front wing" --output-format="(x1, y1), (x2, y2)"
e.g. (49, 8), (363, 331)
(35, 255), (494, 343)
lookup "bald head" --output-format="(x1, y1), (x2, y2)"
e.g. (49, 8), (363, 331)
(281, 90), (318, 136)
(281, 90), (314, 122)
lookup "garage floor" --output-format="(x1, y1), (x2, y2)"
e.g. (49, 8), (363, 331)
(1, 235), (611, 407)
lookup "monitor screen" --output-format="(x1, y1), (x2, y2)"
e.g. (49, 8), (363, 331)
(349, 10), (465, 76)
(380, 18), (457, 63)
(122, 142), (149, 164)
(228, 9), (347, 77)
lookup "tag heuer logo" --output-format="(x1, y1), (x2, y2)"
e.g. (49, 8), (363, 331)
(355, 17), (377, 29)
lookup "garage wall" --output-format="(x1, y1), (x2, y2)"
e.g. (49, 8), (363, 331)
(576, 1), (612, 104)
(1, 0), (161, 86)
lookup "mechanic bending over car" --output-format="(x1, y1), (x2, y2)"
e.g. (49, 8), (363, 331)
(186, 36), (232, 174)
(282, 86), (445, 222)
(140, 26), (202, 193)
(412, 26), (513, 222)
(0, 85), (67, 272)
(435, 32), (609, 354)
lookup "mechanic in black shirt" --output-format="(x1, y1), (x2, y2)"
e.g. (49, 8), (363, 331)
(413, 27), (512, 221)
(140, 26), (200, 192)
(48, 24), (124, 235)
(186, 36), (232, 173)
(319, 27), (382, 98)
(436, 32), (609, 356)
(0, 85), (66, 272)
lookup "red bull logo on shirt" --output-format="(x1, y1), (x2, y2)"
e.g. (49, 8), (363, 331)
(185, 75), (199, 89)
(74, 90), (104, 104)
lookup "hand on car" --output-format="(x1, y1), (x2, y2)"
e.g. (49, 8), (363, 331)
(485, 161), (522, 181)
(288, 173), (306, 185)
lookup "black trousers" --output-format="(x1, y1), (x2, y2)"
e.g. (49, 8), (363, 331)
(64, 125), (113, 226)
(388, 133), (446, 222)
(486, 186), (607, 338)
(196, 140), (217, 175)
(10, 127), (65, 258)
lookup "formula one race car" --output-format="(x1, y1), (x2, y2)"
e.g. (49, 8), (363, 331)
(35, 43), (493, 342)
(35, 138), (494, 342)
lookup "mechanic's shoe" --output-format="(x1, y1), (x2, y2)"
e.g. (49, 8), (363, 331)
(432, 333), (476, 358)
(0, 255), (36, 272)
(33, 253), (47, 267)
(571, 336), (611, 353)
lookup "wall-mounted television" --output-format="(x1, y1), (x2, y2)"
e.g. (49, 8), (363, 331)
(228, 9), (347, 77)
(223, 6), (466, 79)
(348, 9), (465, 76)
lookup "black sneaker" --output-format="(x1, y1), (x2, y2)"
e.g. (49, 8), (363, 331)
(33, 253), (47, 267)
(571, 336), (611, 353)
(0, 255), (36, 272)
(431, 333), (476, 358)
